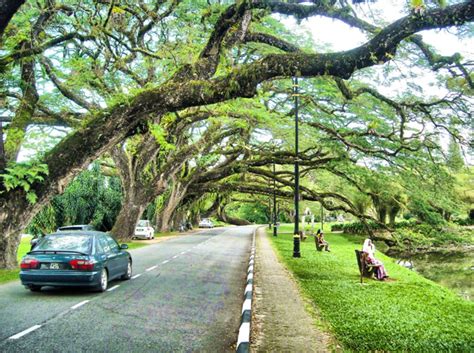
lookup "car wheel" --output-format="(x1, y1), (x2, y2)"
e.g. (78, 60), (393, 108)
(28, 285), (41, 292)
(97, 268), (108, 292)
(121, 259), (132, 280)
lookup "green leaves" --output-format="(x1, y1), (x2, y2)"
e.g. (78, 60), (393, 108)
(148, 122), (176, 152)
(0, 162), (49, 204)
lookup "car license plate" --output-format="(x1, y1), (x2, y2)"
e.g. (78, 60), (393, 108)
(50, 263), (60, 270)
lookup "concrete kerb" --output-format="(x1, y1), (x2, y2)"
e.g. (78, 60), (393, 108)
(236, 229), (256, 353)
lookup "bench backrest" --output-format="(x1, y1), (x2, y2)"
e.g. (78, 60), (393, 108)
(355, 250), (363, 273)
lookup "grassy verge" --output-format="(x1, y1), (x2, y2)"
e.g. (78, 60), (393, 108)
(269, 224), (474, 352)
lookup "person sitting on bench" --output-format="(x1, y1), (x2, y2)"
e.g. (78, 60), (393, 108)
(362, 239), (388, 280)
(316, 229), (330, 252)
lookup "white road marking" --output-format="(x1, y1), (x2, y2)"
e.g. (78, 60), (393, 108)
(71, 300), (90, 310)
(172, 255), (178, 259)
(8, 325), (42, 340)
(180, 251), (186, 255)
(107, 285), (120, 292)
(131, 274), (141, 279)
(162, 260), (169, 264)
(145, 265), (158, 272)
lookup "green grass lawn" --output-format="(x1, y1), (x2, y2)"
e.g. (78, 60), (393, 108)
(270, 224), (474, 352)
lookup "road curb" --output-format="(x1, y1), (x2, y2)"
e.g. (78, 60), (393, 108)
(236, 228), (256, 353)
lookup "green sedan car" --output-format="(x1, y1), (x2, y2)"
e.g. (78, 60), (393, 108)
(20, 231), (132, 292)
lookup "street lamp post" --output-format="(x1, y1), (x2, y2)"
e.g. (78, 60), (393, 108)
(293, 77), (301, 258)
(321, 206), (324, 232)
(273, 162), (278, 236)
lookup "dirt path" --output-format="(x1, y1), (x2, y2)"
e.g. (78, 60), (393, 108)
(251, 227), (335, 352)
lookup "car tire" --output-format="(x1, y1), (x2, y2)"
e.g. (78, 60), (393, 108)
(96, 268), (108, 292)
(28, 285), (41, 292)
(121, 259), (132, 280)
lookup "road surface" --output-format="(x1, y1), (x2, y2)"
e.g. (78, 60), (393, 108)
(0, 226), (256, 352)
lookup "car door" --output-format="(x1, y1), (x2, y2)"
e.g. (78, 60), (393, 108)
(98, 235), (118, 278)
(105, 235), (127, 278)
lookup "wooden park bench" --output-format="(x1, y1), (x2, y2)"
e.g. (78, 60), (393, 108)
(355, 250), (380, 283)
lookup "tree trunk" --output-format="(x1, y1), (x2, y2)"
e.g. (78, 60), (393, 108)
(155, 180), (189, 233)
(377, 207), (387, 224)
(0, 191), (39, 268)
(110, 189), (151, 241)
(157, 205), (176, 233)
(0, 0), (26, 38)
(388, 206), (400, 226)
(0, 230), (21, 269)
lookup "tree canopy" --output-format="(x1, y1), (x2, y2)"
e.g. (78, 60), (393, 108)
(0, 0), (473, 268)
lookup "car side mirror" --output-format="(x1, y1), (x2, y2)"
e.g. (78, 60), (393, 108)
(120, 244), (128, 250)
(30, 238), (39, 246)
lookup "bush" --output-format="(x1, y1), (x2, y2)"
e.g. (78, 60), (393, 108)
(330, 221), (384, 234)
(454, 218), (474, 226)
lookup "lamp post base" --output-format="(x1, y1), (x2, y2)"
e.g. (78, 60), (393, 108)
(293, 235), (301, 257)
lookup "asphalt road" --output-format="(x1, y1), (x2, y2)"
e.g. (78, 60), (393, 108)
(0, 226), (256, 353)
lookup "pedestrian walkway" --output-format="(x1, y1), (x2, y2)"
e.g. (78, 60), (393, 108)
(251, 228), (334, 352)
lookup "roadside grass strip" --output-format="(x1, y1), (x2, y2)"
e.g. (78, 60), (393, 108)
(236, 229), (256, 353)
(269, 225), (474, 352)
(8, 325), (42, 340)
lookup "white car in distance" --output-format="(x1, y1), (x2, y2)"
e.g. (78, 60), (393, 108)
(198, 218), (214, 228)
(134, 220), (155, 240)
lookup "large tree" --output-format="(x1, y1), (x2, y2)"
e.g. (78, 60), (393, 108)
(0, 0), (473, 267)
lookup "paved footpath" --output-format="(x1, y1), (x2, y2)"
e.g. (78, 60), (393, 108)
(251, 228), (335, 352)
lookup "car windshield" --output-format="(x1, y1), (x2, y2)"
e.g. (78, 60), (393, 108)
(34, 234), (92, 254)
(137, 220), (148, 227)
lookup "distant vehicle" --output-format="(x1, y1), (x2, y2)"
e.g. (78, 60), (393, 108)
(198, 218), (214, 228)
(57, 225), (95, 232)
(20, 231), (132, 292)
(134, 220), (155, 240)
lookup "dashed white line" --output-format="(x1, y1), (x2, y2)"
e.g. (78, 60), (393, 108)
(71, 300), (90, 310)
(162, 260), (169, 264)
(145, 265), (158, 272)
(131, 274), (141, 279)
(8, 325), (42, 340)
(107, 285), (120, 292)
(172, 255), (178, 259)
(180, 251), (186, 255)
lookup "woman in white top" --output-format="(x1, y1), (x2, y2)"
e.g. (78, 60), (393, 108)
(362, 239), (388, 280)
